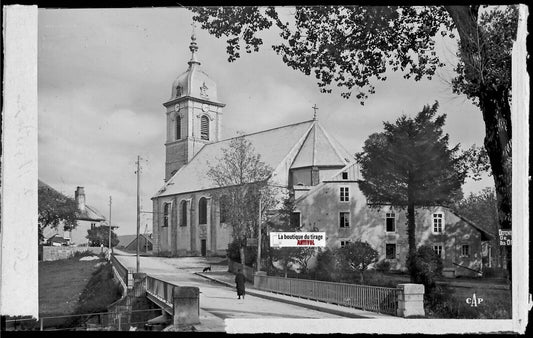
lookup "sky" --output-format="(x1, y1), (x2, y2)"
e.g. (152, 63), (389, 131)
(38, 7), (494, 236)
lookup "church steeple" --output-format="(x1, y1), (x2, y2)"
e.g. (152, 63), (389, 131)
(162, 28), (226, 182)
(187, 23), (201, 67)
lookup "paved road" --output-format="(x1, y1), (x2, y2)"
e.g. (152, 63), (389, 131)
(115, 253), (347, 320)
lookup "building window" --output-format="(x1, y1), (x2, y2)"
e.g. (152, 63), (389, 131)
(176, 85), (182, 97)
(433, 213), (444, 233)
(163, 203), (170, 227)
(176, 115), (181, 140)
(340, 240), (351, 248)
(200, 116), (209, 140)
(291, 212), (301, 228)
(180, 200), (187, 227)
(339, 212), (350, 228)
(386, 213), (395, 232)
(386, 243), (397, 259)
(340, 187), (349, 202)
(91, 223), (96, 230)
(342, 172), (348, 180)
(433, 244), (444, 259)
(219, 196), (229, 224)
(461, 245), (470, 257)
(199, 197), (207, 225)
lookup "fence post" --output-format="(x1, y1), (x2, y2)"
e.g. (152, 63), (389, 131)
(396, 283), (425, 317)
(172, 286), (200, 327)
(254, 271), (266, 288)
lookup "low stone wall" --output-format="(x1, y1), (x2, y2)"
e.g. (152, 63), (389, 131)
(40, 246), (107, 261)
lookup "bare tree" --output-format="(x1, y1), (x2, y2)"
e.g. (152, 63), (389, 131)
(207, 135), (276, 267)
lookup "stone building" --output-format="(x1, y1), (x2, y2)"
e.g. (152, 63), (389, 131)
(151, 33), (493, 277)
(40, 180), (114, 246)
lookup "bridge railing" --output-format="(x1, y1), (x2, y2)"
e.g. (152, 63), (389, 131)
(146, 276), (175, 308)
(110, 254), (131, 289)
(254, 274), (398, 315)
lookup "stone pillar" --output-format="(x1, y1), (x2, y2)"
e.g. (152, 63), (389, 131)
(172, 286), (200, 326)
(132, 273), (147, 297)
(396, 283), (425, 317)
(254, 271), (267, 289)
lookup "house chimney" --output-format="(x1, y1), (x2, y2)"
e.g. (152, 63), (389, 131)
(75, 186), (86, 212)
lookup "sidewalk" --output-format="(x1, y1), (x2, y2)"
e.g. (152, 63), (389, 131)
(195, 271), (394, 319)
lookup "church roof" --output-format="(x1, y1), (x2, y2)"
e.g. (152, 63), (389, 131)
(153, 119), (354, 198)
(291, 122), (352, 169)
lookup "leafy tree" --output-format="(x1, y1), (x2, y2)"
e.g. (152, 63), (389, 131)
(86, 225), (118, 248)
(356, 102), (467, 281)
(454, 187), (503, 268)
(207, 135), (276, 268)
(266, 195), (300, 276)
(191, 5), (518, 250)
(312, 248), (338, 281)
(38, 181), (78, 243)
(335, 241), (378, 283)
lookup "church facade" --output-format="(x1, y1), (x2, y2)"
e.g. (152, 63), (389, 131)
(151, 34), (493, 276)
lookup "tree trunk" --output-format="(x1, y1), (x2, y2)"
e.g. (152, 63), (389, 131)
(445, 5), (513, 278)
(360, 270), (364, 284)
(239, 246), (246, 269)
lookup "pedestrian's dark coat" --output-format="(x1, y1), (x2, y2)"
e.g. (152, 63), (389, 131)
(235, 271), (246, 296)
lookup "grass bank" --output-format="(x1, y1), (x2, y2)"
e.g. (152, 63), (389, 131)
(38, 251), (121, 329)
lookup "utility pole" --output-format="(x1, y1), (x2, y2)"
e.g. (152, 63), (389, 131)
(135, 155), (141, 273)
(109, 196), (113, 254)
(257, 189), (262, 271)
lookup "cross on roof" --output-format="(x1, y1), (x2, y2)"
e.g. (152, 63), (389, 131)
(312, 104), (319, 120)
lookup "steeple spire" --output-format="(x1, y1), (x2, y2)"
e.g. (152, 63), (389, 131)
(312, 104), (319, 121)
(188, 22), (201, 67)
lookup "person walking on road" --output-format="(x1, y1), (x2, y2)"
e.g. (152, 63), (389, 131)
(235, 269), (246, 299)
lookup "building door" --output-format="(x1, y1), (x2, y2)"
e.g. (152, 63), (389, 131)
(201, 239), (206, 256)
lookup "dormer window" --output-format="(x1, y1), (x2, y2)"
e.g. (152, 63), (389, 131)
(176, 85), (182, 97)
(201, 116), (209, 140)
(342, 172), (348, 180)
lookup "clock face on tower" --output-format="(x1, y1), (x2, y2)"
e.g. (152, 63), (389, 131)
(202, 103), (209, 112)
(174, 103), (180, 111)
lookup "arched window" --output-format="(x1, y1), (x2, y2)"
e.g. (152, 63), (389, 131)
(200, 116), (209, 140)
(163, 203), (170, 227)
(180, 200), (187, 227)
(198, 197), (207, 225)
(176, 115), (181, 140)
(219, 195), (229, 224)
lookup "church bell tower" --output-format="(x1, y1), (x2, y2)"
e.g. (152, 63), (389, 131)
(163, 28), (225, 182)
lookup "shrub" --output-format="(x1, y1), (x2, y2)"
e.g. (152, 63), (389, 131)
(335, 241), (378, 283)
(310, 248), (337, 282)
(407, 245), (443, 293)
(227, 240), (256, 266)
(375, 260), (391, 273)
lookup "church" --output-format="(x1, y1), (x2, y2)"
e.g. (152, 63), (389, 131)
(151, 33), (494, 277)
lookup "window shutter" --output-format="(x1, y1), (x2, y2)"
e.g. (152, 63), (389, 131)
(201, 116), (209, 140)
